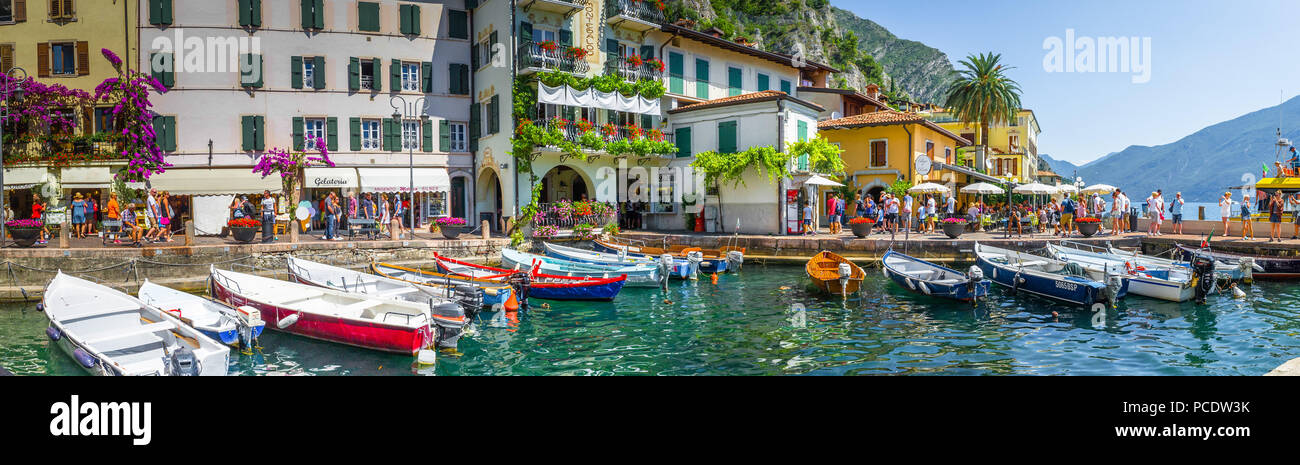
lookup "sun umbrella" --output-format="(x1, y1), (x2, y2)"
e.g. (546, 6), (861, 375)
(1054, 183), (1079, 194)
(1013, 182), (1061, 195)
(1082, 184), (1117, 195)
(960, 182), (1005, 194)
(802, 175), (844, 187)
(908, 183), (950, 195)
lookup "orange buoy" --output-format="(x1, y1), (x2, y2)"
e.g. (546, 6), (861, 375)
(710, 272), (718, 285)
(504, 291), (520, 312)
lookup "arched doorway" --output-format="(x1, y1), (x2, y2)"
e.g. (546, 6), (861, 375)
(540, 165), (590, 203)
(477, 169), (503, 232)
(867, 186), (885, 203)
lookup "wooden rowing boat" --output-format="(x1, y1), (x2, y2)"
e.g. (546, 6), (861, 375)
(805, 251), (864, 296)
(432, 254), (627, 301)
(591, 238), (744, 273)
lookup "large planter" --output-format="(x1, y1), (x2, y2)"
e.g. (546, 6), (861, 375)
(230, 227), (259, 243)
(941, 222), (967, 239)
(440, 226), (464, 240)
(850, 221), (874, 238)
(1077, 222), (1100, 237)
(9, 228), (41, 247)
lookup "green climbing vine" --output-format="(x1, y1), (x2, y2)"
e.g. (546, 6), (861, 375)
(788, 136), (847, 176)
(690, 146), (791, 188)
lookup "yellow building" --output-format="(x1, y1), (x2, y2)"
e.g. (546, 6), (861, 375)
(818, 110), (972, 207)
(926, 108), (1041, 184)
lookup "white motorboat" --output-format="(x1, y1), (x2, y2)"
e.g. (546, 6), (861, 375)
(1046, 243), (1195, 302)
(138, 280), (265, 348)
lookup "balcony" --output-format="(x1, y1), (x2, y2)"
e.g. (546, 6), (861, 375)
(604, 56), (664, 82)
(519, 0), (588, 16)
(3, 134), (128, 167)
(516, 41), (590, 75)
(605, 0), (665, 32)
(531, 117), (675, 161)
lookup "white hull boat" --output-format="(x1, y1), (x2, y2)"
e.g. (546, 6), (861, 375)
(138, 280), (266, 348)
(501, 248), (660, 286)
(1047, 243), (1195, 302)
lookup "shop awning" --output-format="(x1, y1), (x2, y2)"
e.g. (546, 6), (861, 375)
(60, 166), (114, 189)
(2, 167), (51, 189)
(147, 168), (281, 195)
(358, 168), (450, 193)
(304, 167), (360, 189)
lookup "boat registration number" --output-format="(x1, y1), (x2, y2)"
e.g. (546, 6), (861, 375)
(1055, 281), (1079, 292)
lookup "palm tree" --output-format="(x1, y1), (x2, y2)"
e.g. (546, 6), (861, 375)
(943, 52), (1022, 162)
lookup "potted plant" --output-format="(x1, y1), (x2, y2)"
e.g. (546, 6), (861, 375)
(228, 218), (261, 243)
(6, 219), (44, 247)
(437, 217), (467, 239)
(849, 217), (875, 238)
(538, 40), (559, 52)
(1076, 217), (1101, 237)
(941, 218), (968, 239)
(532, 224), (558, 239)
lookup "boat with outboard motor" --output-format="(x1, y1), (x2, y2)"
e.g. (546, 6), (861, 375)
(1175, 244), (1298, 280)
(882, 250), (990, 303)
(368, 262), (517, 310)
(42, 272), (229, 376)
(806, 251), (864, 296)
(590, 238), (744, 273)
(1046, 243), (1197, 303)
(975, 243), (1128, 309)
(543, 242), (693, 279)
(431, 253), (627, 301)
(138, 280), (265, 348)
(500, 247), (660, 286)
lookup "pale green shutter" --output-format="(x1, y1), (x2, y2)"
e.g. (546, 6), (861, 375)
(348, 57), (360, 91)
(669, 52), (683, 95)
(439, 120), (451, 152)
(675, 127), (691, 158)
(292, 117), (305, 150)
(390, 59), (402, 91)
(488, 95), (500, 134)
(291, 56), (303, 89)
(390, 118), (402, 152)
(728, 67), (742, 96)
(757, 73), (770, 91)
(349, 118), (362, 151)
(422, 119), (433, 152)
(780, 79), (791, 95)
(695, 59), (709, 98)
(718, 121), (737, 154)
(372, 58), (382, 91)
(327, 117), (338, 151)
(797, 121), (809, 170)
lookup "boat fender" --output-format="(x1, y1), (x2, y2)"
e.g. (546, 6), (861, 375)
(917, 281), (930, 295)
(72, 348), (98, 369)
(35, 302), (44, 312)
(1231, 283), (1246, 299)
(710, 272), (718, 285)
(46, 326), (61, 341)
(417, 349), (437, 366)
(905, 277), (915, 290)
(277, 313), (301, 329)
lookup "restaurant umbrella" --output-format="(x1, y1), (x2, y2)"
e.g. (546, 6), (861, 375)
(1081, 184), (1117, 195)
(960, 182), (1006, 225)
(1013, 182), (1061, 236)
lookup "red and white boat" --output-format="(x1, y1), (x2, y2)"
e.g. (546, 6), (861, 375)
(208, 266), (433, 355)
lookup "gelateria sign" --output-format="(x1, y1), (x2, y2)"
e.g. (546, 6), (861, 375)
(305, 168), (359, 189)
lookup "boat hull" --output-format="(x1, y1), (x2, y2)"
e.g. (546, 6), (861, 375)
(501, 249), (659, 286)
(977, 256), (1122, 307)
(882, 251), (990, 302)
(211, 277), (432, 355)
(433, 254), (627, 301)
(1177, 245), (1300, 280)
(545, 243), (691, 278)
(591, 240), (728, 273)
(805, 251), (865, 296)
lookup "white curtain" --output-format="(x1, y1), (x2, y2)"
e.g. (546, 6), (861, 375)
(538, 83), (661, 116)
(193, 195), (235, 236)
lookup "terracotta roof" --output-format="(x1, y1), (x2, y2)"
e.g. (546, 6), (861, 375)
(667, 90), (825, 114)
(796, 86), (888, 111)
(818, 110), (973, 146)
(1037, 170), (1061, 177)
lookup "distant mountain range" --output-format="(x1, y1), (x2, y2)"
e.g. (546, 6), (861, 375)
(1068, 96), (1300, 202)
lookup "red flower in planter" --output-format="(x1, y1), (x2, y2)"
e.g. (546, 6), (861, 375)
(228, 218), (262, 228)
(646, 58), (666, 72)
(564, 47), (588, 60)
(575, 118), (594, 132)
(849, 217), (875, 225)
(626, 55), (644, 67)
(647, 129), (664, 141)
(538, 40), (559, 52)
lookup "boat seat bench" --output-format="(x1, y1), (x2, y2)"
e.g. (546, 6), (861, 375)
(58, 303), (143, 322)
(81, 321), (177, 345)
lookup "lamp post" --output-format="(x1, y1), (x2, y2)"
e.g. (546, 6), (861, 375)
(1, 66), (30, 248)
(390, 96), (427, 237)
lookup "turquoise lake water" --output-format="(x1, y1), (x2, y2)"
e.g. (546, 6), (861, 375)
(3, 265), (1298, 376)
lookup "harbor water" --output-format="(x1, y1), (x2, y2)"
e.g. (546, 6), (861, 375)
(3, 265), (1298, 376)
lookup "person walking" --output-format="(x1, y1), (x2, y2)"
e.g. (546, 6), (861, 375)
(260, 190), (276, 243)
(1267, 190), (1285, 242)
(143, 189), (162, 243)
(1060, 195), (1076, 238)
(70, 193), (87, 239)
(105, 193), (121, 244)
(1219, 192), (1234, 238)
(836, 195), (847, 233)
(1240, 193), (1255, 240)
(824, 193), (837, 235)
(86, 194), (98, 236)
(159, 191), (175, 242)
(802, 201), (813, 236)
(1170, 192), (1185, 235)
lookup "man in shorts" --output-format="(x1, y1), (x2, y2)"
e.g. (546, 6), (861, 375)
(1170, 192), (1185, 235)
(1060, 195), (1076, 237)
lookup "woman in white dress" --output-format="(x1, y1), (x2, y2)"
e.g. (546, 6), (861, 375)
(378, 193), (392, 238)
(1219, 192), (1233, 238)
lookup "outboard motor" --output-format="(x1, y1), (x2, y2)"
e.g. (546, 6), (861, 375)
(657, 254), (675, 291)
(686, 251), (704, 281)
(430, 301), (467, 350)
(966, 266), (984, 304)
(1192, 252), (1217, 304)
(1238, 257), (1255, 284)
(169, 346), (199, 376)
(449, 284), (484, 320)
(725, 250), (744, 273)
(506, 272), (531, 312)
(837, 263), (853, 298)
(1103, 274), (1125, 309)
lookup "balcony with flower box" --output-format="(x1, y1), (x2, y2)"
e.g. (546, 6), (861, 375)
(605, 55), (665, 82)
(519, 0), (589, 16)
(605, 0), (666, 32)
(517, 41), (591, 75)
(523, 117), (676, 163)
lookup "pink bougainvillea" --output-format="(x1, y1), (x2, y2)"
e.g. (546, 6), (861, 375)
(252, 137), (334, 205)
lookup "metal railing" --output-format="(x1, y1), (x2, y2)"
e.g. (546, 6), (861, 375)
(534, 117), (673, 147)
(604, 57), (664, 82)
(534, 201), (618, 228)
(516, 41), (590, 74)
(605, 0), (666, 24)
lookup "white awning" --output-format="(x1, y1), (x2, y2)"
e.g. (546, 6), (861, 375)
(60, 166), (114, 188)
(358, 168), (450, 193)
(304, 167), (360, 189)
(539, 83), (661, 116)
(147, 168), (281, 196)
(2, 167), (51, 188)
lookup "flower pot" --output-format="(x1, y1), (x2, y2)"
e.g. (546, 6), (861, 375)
(1077, 222), (1100, 237)
(850, 222), (873, 238)
(9, 228), (41, 247)
(230, 227), (259, 243)
(440, 226), (464, 239)
(941, 222), (966, 239)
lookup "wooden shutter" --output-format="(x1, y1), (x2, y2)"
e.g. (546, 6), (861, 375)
(471, 44), (479, 69)
(718, 121), (737, 154)
(797, 120), (807, 142)
(422, 119), (433, 152)
(675, 127), (691, 158)
(389, 117), (401, 152)
(254, 55), (263, 87)
(459, 64), (469, 94)
(327, 117), (339, 151)
(757, 74), (769, 91)
(390, 59), (401, 92)
(300, 0), (313, 29)
(349, 118), (361, 151)
(164, 116), (177, 152)
(448, 10), (467, 39)
(728, 67), (742, 96)
(371, 58), (381, 91)
(313, 0), (324, 28)
(398, 4), (410, 35)
(251, 0), (262, 27)
(640, 45), (654, 59)
(448, 63), (460, 95)
(292, 117), (305, 151)
(358, 2), (379, 32)
(162, 53), (174, 87)
(12, 0), (25, 22)
(421, 61), (432, 93)
(75, 41), (88, 75)
(254, 116), (265, 150)
(489, 31), (498, 62)
(780, 80), (791, 95)
(0, 45), (13, 75)
(148, 0), (172, 26)
(695, 58), (708, 98)
(239, 0), (252, 26)
(469, 103), (480, 151)
(314, 56), (326, 89)
(291, 56), (303, 89)
(49, 0), (60, 19)
(348, 57), (360, 91)
(241, 116), (255, 151)
(520, 22), (532, 43)
(410, 5), (421, 36)
(560, 30), (572, 47)
(488, 95), (500, 134)
(439, 120), (450, 152)
(668, 52), (683, 94)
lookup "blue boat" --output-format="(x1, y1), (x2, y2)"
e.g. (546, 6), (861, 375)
(543, 242), (693, 279)
(432, 254), (626, 301)
(137, 280), (265, 348)
(974, 243), (1128, 309)
(882, 250), (990, 303)
(501, 248), (661, 286)
(591, 239), (731, 273)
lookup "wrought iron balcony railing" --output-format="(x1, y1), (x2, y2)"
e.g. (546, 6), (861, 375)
(516, 41), (590, 74)
(604, 57), (664, 82)
(605, 0), (666, 26)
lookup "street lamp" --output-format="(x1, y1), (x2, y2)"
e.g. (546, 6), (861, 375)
(390, 96), (427, 237)
(1, 66), (30, 248)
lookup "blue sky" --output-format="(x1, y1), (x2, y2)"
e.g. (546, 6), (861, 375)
(836, 0), (1300, 166)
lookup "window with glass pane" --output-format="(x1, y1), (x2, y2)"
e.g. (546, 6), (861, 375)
(450, 122), (466, 152)
(535, 28), (556, 44)
(361, 119), (380, 150)
(360, 61), (375, 89)
(1, 1), (12, 22)
(304, 119), (325, 150)
(401, 63), (419, 91)
(52, 43), (76, 75)
(303, 58), (315, 87)
(402, 120), (419, 150)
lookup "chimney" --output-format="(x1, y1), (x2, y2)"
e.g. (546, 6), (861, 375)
(865, 83), (881, 100)
(705, 27), (725, 38)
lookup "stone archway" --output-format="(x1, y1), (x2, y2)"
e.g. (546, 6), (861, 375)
(539, 165), (593, 203)
(476, 168), (503, 232)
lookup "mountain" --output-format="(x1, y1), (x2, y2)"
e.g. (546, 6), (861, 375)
(663, 0), (957, 104)
(1040, 154), (1081, 178)
(1073, 96), (1300, 202)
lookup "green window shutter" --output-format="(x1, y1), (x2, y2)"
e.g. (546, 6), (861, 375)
(606, 39), (619, 55)
(390, 59), (402, 92)
(161, 0), (173, 26)
(489, 31), (499, 61)
(439, 120), (451, 152)
(300, 0), (313, 29)
(381, 119), (391, 151)
(150, 53), (163, 85)
(422, 119), (433, 152)
(399, 4), (410, 35)
(148, 0), (161, 25)
(675, 127), (692, 158)
(358, 2), (379, 32)
(349, 117), (361, 151)
(421, 61), (433, 93)
(728, 67), (742, 96)
(668, 52), (683, 95)
(718, 121), (737, 154)
(640, 45), (654, 59)
(411, 5), (421, 36)
(292, 117), (305, 151)
(448, 10), (468, 39)
(520, 22), (533, 43)
(165, 116), (177, 152)
(448, 64), (460, 95)
(254, 116), (265, 151)
(255, 55), (264, 88)
(780, 79), (791, 95)
(251, 0), (262, 27)
(471, 44), (480, 70)
(152, 115), (165, 148)
(488, 95), (500, 134)
(757, 73), (770, 92)
(372, 58), (382, 91)
(291, 56), (303, 89)
(327, 117), (339, 151)
(390, 118), (402, 152)
(459, 64), (470, 94)
(314, 56), (326, 89)
(469, 103), (480, 150)
(239, 0), (252, 27)
(640, 115), (652, 130)
(241, 116), (254, 151)
(163, 57), (175, 88)
(559, 30), (572, 47)
(313, 0), (325, 29)
(797, 120), (808, 142)
(695, 59), (709, 98)
(348, 57), (360, 91)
